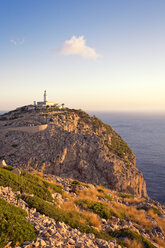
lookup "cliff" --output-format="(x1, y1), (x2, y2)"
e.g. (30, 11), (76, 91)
(0, 106), (147, 197)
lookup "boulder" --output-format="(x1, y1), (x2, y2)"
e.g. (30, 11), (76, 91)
(0, 159), (7, 167)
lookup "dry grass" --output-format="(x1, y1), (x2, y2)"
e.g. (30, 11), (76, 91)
(76, 185), (153, 231)
(153, 237), (165, 247)
(61, 198), (77, 212)
(157, 217), (165, 234)
(126, 239), (143, 248)
(59, 197), (102, 229)
(29, 173), (164, 247)
(112, 202), (152, 231)
(82, 210), (102, 230)
(148, 209), (165, 235)
(123, 197), (146, 204)
(59, 187), (102, 230)
(77, 187), (99, 201)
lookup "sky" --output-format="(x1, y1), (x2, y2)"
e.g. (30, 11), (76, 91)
(0, 0), (165, 112)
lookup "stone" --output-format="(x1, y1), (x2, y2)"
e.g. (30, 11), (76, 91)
(12, 168), (21, 176)
(40, 239), (47, 246)
(23, 241), (31, 245)
(0, 107), (147, 198)
(0, 159), (7, 167)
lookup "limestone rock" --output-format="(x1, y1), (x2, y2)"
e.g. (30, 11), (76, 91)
(0, 108), (147, 197)
(0, 159), (7, 167)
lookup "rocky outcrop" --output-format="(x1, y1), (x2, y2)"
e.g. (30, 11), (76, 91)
(0, 176), (164, 248)
(0, 107), (147, 197)
(0, 186), (121, 248)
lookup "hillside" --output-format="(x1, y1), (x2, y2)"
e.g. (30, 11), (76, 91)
(0, 166), (165, 248)
(0, 106), (147, 197)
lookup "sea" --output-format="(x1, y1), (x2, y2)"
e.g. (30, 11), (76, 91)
(0, 110), (165, 204)
(89, 111), (165, 205)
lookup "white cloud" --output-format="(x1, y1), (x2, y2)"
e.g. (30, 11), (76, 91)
(10, 38), (24, 46)
(59, 36), (101, 59)
(10, 40), (17, 46)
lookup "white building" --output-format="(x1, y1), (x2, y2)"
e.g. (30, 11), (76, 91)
(35, 90), (56, 107)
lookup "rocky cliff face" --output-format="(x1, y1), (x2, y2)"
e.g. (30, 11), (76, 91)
(0, 107), (147, 197)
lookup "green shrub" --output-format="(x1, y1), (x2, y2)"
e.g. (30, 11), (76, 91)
(104, 194), (113, 202)
(76, 200), (116, 220)
(71, 109), (134, 164)
(2, 166), (15, 171)
(110, 132), (134, 163)
(108, 228), (155, 248)
(97, 188), (104, 193)
(0, 198), (36, 247)
(0, 168), (62, 201)
(118, 193), (133, 199)
(11, 144), (18, 148)
(21, 195), (107, 238)
(137, 205), (161, 215)
(21, 195), (126, 244)
(71, 180), (81, 186)
(48, 183), (63, 194)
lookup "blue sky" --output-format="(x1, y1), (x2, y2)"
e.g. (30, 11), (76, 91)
(0, 0), (165, 111)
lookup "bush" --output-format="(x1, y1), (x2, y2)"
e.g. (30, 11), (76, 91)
(71, 109), (134, 164)
(21, 195), (113, 241)
(11, 144), (18, 148)
(0, 168), (62, 201)
(71, 180), (81, 186)
(97, 188), (104, 193)
(137, 205), (161, 215)
(0, 198), (36, 247)
(76, 200), (116, 220)
(118, 193), (133, 199)
(108, 228), (155, 248)
(104, 194), (113, 202)
(48, 183), (63, 194)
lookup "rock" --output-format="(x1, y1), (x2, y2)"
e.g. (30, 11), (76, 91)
(101, 218), (107, 224)
(0, 159), (7, 167)
(152, 226), (164, 238)
(23, 241), (31, 246)
(39, 239), (47, 246)
(12, 168), (21, 176)
(34, 212), (39, 217)
(0, 185), (164, 248)
(0, 107), (147, 198)
(68, 238), (75, 245)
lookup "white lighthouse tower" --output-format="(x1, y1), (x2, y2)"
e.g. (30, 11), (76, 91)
(44, 90), (47, 104)
(35, 90), (56, 107)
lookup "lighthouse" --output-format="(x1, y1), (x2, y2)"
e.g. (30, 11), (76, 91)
(44, 90), (47, 104)
(35, 90), (56, 107)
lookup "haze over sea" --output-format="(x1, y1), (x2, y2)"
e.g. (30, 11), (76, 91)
(1, 110), (165, 204)
(89, 111), (165, 205)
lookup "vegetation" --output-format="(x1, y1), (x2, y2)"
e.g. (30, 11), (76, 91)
(108, 228), (156, 248)
(70, 180), (89, 193)
(0, 167), (63, 201)
(0, 166), (162, 248)
(11, 144), (18, 148)
(21, 195), (112, 242)
(137, 205), (161, 215)
(118, 193), (134, 199)
(0, 198), (36, 247)
(104, 194), (113, 201)
(70, 109), (134, 163)
(76, 200), (117, 220)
